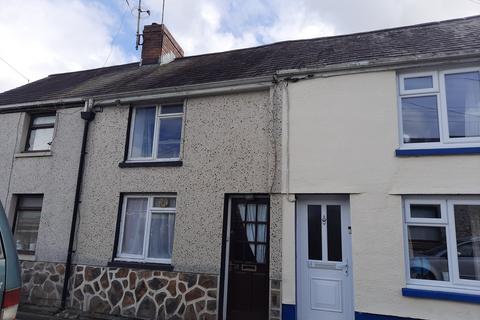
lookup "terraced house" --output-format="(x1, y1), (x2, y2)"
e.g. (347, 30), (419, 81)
(0, 15), (479, 320)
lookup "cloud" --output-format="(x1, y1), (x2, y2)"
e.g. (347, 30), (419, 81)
(1, 0), (479, 93)
(0, 0), (136, 93)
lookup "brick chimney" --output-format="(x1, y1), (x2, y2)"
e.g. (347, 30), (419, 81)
(141, 23), (184, 65)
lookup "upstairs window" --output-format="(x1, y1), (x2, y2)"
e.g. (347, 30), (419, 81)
(26, 114), (56, 151)
(128, 104), (184, 162)
(398, 68), (480, 148)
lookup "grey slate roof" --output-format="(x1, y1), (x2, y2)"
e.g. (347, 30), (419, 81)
(1, 15), (480, 107)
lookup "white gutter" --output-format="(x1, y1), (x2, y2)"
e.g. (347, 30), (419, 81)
(94, 79), (273, 106)
(0, 75), (273, 112)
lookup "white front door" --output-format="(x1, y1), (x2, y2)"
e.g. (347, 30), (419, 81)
(297, 196), (354, 320)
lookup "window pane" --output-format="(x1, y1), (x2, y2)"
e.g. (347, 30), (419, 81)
(121, 198), (147, 255)
(257, 204), (267, 222)
(28, 128), (54, 151)
(246, 204), (256, 222)
(410, 204), (441, 219)
(161, 104), (183, 114)
(408, 226), (449, 281)
(445, 72), (480, 138)
(257, 224), (267, 242)
(32, 115), (55, 125)
(19, 196), (43, 209)
(157, 117), (182, 159)
(308, 205), (322, 260)
(401, 96), (440, 143)
(148, 212), (175, 259)
(404, 76), (434, 90)
(14, 210), (41, 252)
(454, 205), (480, 281)
(327, 205), (342, 262)
(131, 107), (156, 158)
(153, 197), (176, 208)
(256, 244), (266, 264)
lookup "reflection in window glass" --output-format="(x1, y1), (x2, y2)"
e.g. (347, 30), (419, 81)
(410, 204), (441, 219)
(157, 117), (182, 159)
(404, 76), (434, 90)
(408, 226), (449, 281)
(454, 205), (480, 281)
(401, 96), (440, 143)
(26, 114), (56, 151)
(445, 72), (480, 139)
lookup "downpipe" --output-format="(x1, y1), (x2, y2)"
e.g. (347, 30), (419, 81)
(60, 98), (95, 309)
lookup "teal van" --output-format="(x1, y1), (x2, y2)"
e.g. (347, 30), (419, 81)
(0, 202), (21, 320)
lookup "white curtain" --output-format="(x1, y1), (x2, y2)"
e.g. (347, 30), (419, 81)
(122, 198), (147, 255)
(131, 107), (156, 158)
(463, 72), (480, 137)
(148, 212), (175, 259)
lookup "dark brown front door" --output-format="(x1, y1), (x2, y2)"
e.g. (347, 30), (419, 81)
(227, 197), (269, 320)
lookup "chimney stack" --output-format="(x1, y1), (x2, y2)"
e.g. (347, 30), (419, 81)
(141, 23), (184, 65)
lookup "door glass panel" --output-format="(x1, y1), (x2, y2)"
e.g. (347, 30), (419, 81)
(445, 72), (480, 139)
(257, 224), (266, 242)
(246, 204), (256, 222)
(410, 204), (441, 219)
(327, 205), (342, 262)
(408, 226), (449, 281)
(308, 205), (322, 260)
(256, 244), (266, 264)
(454, 205), (480, 281)
(257, 204), (267, 222)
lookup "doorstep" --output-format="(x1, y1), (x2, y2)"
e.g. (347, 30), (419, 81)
(17, 304), (138, 320)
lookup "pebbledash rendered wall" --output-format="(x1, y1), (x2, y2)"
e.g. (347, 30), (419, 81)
(283, 70), (480, 320)
(69, 90), (283, 319)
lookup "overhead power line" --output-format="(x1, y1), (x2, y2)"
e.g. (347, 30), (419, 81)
(0, 55), (30, 83)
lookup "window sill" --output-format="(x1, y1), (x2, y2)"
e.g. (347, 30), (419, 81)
(18, 254), (36, 261)
(118, 160), (183, 168)
(108, 260), (174, 271)
(402, 288), (480, 304)
(395, 147), (480, 157)
(15, 151), (52, 158)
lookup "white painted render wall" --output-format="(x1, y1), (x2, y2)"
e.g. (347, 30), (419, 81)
(283, 71), (480, 319)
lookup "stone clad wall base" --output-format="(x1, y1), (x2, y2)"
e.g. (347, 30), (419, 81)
(71, 264), (218, 320)
(20, 260), (66, 307)
(270, 279), (281, 320)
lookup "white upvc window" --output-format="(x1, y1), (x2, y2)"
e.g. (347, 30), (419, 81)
(127, 103), (184, 162)
(398, 67), (480, 149)
(403, 196), (480, 294)
(116, 195), (176, 264)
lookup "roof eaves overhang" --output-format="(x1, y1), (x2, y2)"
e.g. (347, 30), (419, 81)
(276, 50), (480, 79)
(0, 75), (274, 113)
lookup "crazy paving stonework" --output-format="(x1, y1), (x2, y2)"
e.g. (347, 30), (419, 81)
(71, 265), (218, 320)
(20, 261), (66, 306)
(270, 279), (281, 320)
